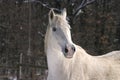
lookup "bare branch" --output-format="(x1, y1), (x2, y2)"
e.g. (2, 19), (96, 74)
(35, 0), (61, 12)
(35, 0), (51, 9)
(73, 0), (95, 16)
(0, 24), (8, 29)
(38, 31), (45, 38)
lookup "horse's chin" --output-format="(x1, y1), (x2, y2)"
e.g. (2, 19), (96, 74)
(63, 53), (74, 59)
(65, 56), (73, 59)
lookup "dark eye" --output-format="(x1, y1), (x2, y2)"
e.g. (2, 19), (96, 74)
(52, 27), (57, 31)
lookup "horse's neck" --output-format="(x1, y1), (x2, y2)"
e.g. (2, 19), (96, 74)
(46, 48), (73, 80)
(69, 45), (98, 80)
(45, 40), (77, 79)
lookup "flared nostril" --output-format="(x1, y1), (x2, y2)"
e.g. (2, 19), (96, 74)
(72, 46), (76, 52)
(65, 47), (68, 53)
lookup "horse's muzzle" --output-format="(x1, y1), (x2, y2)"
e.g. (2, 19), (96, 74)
(64, 44), (76, 58)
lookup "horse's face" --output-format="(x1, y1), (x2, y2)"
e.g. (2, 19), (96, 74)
(47, 9), (76, 58)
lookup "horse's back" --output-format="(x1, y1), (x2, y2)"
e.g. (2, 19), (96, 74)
(93, 51), (120, 80)
(100, 51), (120, 61)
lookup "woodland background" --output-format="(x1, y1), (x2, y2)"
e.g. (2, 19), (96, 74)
(0, 0), (120, 80)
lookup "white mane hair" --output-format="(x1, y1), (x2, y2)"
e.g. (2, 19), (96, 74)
(44, 8), (120, 80)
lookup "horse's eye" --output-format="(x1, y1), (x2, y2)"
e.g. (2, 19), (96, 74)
(52, 27), (57, 32)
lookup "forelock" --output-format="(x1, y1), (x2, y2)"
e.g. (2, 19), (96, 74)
(54, 15), (71, 29)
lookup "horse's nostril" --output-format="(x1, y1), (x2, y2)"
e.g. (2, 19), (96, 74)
(72, 46), (76, 52)
(65, 47), (68, 53)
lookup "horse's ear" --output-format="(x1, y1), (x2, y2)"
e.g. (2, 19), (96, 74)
(62, 8), (67, 19)
(49, 9), (55, 21)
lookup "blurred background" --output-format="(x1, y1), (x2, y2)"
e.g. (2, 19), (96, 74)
(0, 0), (120, 80)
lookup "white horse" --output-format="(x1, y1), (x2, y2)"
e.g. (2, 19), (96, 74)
(44, 8), (120, 80)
